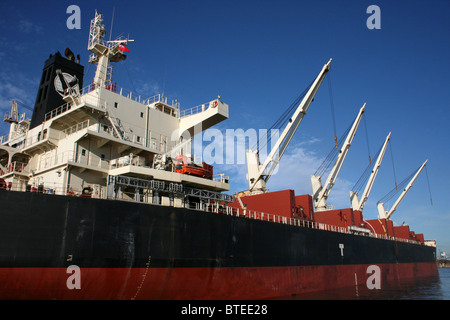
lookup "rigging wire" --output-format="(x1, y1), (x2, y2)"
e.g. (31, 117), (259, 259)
(425, 165), (433, 206)
(351, 144), (382, 193)
(84, 63), (92, 84)
(252, 79), (314, 152)
(378, 162), (433, 210)
(14, 100), (33, 111)
(327, 73), (338, 148)
(363, 112), (371, 165)
(313, 120), (352, 177)
(378, 168), (417, 204)
(109, 7), (116, 42)
(389, 142), (398, 190)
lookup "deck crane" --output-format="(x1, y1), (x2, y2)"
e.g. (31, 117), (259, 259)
(377, 160), (428, 220)
(311, 103), (365, 211)
(245, 59), (332, 195)
(349, 132), (391, 212)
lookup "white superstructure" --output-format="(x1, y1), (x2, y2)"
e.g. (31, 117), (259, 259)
(0, 11), (230, 207)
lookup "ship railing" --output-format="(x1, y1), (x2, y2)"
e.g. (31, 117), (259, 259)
(0, 180), (105, 198)
(80, 81), (180, 110)
(144, 93), (180, 110)
(2, 110), (27, 123)
(0, 132), (28, 147)
(213, 174), (229, 183)
(110, 154), (153, 170)
(44, 93), (109, 123)
(371, 232), (421, 245)
(41, 83), (181, 124)
(0, 133), (10, 144)
(0, 161), (29, 175)
(219, 206), (350, 232)
(69, 150), (110, 170)
(60, 119), (94, 137)
(35, 149), (110, 173)
(44, 102), (72, 122)
(179, 100), (214, 118)
(206, 206), (421, 245)
(22, 127), (61, 149)
(23, 120), (104, 150)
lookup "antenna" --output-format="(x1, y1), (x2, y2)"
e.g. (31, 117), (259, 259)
(109, 7), (115, 42)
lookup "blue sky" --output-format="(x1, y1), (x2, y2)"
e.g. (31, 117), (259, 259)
(0, 0), (449, 254)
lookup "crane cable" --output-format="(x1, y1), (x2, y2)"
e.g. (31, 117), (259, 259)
(389, 142), (398, 190)
(252, 79), (314, 152)
(351, 144), (382, 193)
(425, 165), (433, 206)
(378, 169), (416, 205)
(327, 73), (338, 148)
(363, 112), (372, 165)
(314, 121), (352, 177)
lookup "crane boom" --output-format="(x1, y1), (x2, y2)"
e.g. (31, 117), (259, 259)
(350, 132), (391, 212)
(377, 160), (428, 220)
(311, 103), (366, 211)
(246, 58), (332, 194)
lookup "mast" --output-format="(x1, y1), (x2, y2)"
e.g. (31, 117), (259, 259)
(311, 103), (365, 211)
(350, 132), (391, 212)
(246, 58), (332, 195)
(377, 160), (428, 220)
(88, 10), (134, 88)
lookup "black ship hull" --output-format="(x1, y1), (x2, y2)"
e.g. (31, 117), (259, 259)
(0, 190), (437, 299)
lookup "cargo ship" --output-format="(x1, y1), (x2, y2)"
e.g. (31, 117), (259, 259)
(0, 11), (437, 300)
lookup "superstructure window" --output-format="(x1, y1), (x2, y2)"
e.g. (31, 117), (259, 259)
(114, 102), (118, 108)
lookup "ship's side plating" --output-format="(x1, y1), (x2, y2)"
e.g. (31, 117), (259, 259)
(0, 190), (437, 299)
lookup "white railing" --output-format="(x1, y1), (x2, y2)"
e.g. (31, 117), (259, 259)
(213, 174), (229, 183)
(190, 205), (422, 245)
(82, 82), (180, 109)
(0, 179), (105, 199)
(72, 150), (110, 170)
(61, 119), (93, 137)
(143, 93), (180, 109)
(0, 161), (29, 176)
(44, 102), (72, 121)
(0, 134), (10, 144)
(43, 83), (180, 123)
(36, 149), (110, 172)
(180, 100), (213, 118)
(23, 127), (60, 149)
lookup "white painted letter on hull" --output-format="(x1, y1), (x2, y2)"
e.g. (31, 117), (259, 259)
(66, 265), (81, 290)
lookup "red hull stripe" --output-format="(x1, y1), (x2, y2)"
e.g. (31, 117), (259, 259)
(0, 262), (437, 300)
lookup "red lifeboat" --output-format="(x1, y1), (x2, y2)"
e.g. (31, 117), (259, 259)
(174, 155), (213, 180)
